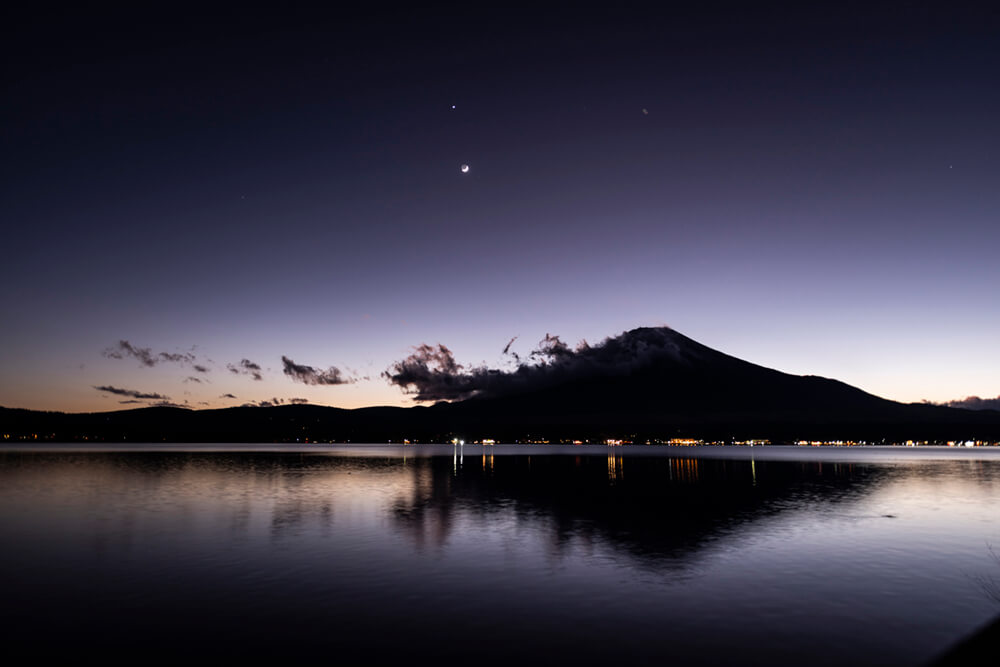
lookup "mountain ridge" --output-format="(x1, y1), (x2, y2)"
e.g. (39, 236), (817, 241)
(3, 327), (999, 442)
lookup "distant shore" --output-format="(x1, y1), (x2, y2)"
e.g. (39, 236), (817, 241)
(4, 443), (1000, 465)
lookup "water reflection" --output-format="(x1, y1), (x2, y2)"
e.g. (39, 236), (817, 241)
(608, 452), (621, 482)
(1, 447), (999, 666)
(387, 451), (897, 569)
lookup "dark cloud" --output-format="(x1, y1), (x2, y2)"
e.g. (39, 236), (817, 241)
(102, 341), (155, 366)
(227, 359), (263, 381)
(220, 393), (238, 399)
(384, 327), (696, 402)
(940, 395), (1000, 411)
(240, 396), (307, 408)
(530, 333), (574, 360)
(502, 336), (521, 363)
(282, 356), (353, 385)
(94, 385), (170, 400)
(193, 364), (209, 373)
(103, 340), (197, 367)
(150, 401), (189, 409)
(118, 400), (144, 404)
(502, 336), (518, 355)
(183, 376), (203, 384)
(382, 343), (491, 402)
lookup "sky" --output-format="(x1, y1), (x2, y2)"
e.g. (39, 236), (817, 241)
(2, 3), (998, 413)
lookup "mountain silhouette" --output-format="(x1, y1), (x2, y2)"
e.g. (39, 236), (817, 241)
(428, 327), (1000, 440)
(2, 327), (998, 442)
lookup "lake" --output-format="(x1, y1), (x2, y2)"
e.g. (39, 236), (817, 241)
(1, 444), (998, 665)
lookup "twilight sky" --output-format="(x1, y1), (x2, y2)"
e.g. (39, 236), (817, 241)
(2, 3), (998, 413)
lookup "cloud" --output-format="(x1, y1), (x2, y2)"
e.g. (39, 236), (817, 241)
(118, 400), (144, 404)
(384, 327), (695, 402)
(103, 340), (197, 368)
(227, 359), (263, 381)
(220, 393), (238, 399)
(94, 385), (170, 400)
(941, 395), (1000, 411)
(183, 376), (203, 384)
(239, 396), (308, 408)
(193, 364), (209, 373)
(382, 343), (491, 402)
(282, 356), (353, 385)
(502, 336), (518, 355)
(502, 336), (522, 363)
(150, 401), (189, 409)
(530, 333), (574, 360)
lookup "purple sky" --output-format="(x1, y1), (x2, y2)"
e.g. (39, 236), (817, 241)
(2, 4), (998, 412)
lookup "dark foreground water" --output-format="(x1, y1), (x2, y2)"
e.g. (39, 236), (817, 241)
(2, 445), (999, 665)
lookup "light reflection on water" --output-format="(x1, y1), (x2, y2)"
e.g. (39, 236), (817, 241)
(1, 445), (999, 665)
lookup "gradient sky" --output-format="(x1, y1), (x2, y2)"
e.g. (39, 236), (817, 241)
(2, 3), (998, 412)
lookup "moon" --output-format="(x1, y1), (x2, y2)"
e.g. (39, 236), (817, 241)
(460, 164), (470, 173)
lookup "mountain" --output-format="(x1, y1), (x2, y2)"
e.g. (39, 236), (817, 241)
(2, 327), (999, 442)
(431, 327), (1000, 440)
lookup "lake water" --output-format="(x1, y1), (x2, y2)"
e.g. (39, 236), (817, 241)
(1, 445), (999, 665)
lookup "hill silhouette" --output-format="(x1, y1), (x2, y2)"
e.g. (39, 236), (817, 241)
(3, 327), (999, 442)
